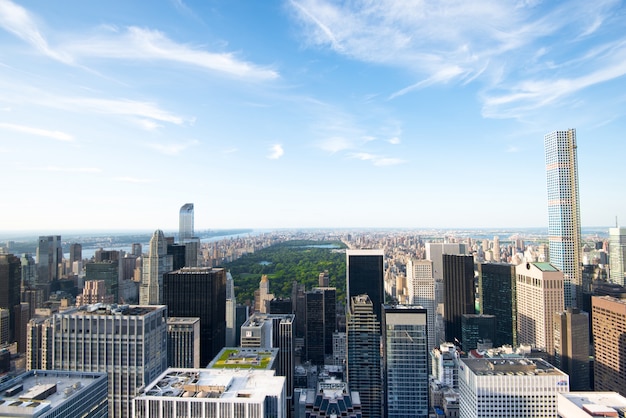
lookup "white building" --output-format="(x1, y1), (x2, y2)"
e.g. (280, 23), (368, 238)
(609, 227), (626, 286)
(132, 368), (286, 418)
(459, 357), (569, 418)
(558, 391), (626, 417)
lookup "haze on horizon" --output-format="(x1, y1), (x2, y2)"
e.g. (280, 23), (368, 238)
(0, 0), (625, 231)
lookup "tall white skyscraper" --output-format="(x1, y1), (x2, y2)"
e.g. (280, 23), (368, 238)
(383, 305), (429, 418)
(545, 129), (582, 308)
(609, 227), (626, 286)
(140, 230), (172, 305)
(179, 203), (194, 242)
(406, 258), (437, 351)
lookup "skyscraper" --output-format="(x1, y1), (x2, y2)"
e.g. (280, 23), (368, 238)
(0, 254), (21, 342)
(592, 295), (626, 396)
(36, 235), (61, 299)
(179, 203), (194, 242)
(139, 230), (172, 305)
(346, 249), (384, 324)
(162, 267), (226, 366)
(478, 262), (517, 347)
(406, 258), (437, 350)
(346, 295), (382, 418)
(167, 317), (200, 368)
(442, 254), (475, 345)
(545, 129), (582, 308)
(516, 262), (564, 355)
(609, 227), (626, 286)
(51, 304), (168, 418)
(553, 308), (590, 391)
(383, 305), (429, 418)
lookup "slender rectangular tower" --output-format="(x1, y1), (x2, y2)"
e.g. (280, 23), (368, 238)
(346, 249), (384, 324)
(383, 305), (429, 418)
(442, 254), (475, 345)
(609, 227), (626, 286)
(545, 129), (582, 308)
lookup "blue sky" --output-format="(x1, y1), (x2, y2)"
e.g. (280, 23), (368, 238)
(0, 0), (625, 232)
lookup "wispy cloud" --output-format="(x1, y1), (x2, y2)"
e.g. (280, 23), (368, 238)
(0, 122), (73, 141)
(388, 137), (401, 145)
(146, 139), (200, 156)
(289, 0), (625, 116)
(349, 152), (405, 167)
(268, 144), (284, 159)
(0, 0), (278, 81)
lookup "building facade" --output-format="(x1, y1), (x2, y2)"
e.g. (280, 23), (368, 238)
(139, 230), (172, 305)
(51, 304), (168, 418)
(516, 262), (564, 355)
(383, 305), (429, 418)
(162, 267), (226, 367)
(346, 249), (384, 324)
(553, 307), (590, 390)
(592, 295), (626, 396)
(545, 129), (582, 308)
(609, 227), (626, 286)
(168, 316), (200, 368)
(443, 254), (475, 345)
(478, 262), (517, 347)
(406, 258), (437, 351)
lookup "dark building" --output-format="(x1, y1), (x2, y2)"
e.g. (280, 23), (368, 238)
(478, 263), (517, 346)
(167, 243), (187, 271)
(235, 304), (249, 346)
(69, 243), (82, 265)
(0, 254), (21, 342)
(162, 267), (226, 366)
(94, 249), (120, 262)
(305, 290), (325, 364)
(85, 260), (119, 302)
(346, 249), (384, 324)
(292, 281), (306, 338)
(316, 287), (337, 356)
(443, 254), (475, 344)
(554, 308), (590, 391)
(269, 297), (292, 314)
(36, 236), (62, 299)
(461, 314), (496, 352)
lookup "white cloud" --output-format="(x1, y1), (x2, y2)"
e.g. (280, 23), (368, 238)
(349, 152), (405, 166)
(0, 122), (73, 141)
(388, 137), (401, 145)
(318, 136), (354, 153)
(268, 144), (284, 159)
(25, 165), (101, 173)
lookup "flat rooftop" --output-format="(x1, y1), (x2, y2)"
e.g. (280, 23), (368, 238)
(0, 370), (106, 416)
(72, 304), (164, 316)
(168, 317), (200, 324)
(559, 392), (626, 417)
(139, 368), (284, 402)
(208, 347), (278, 370)
(462, 358), (566, 377)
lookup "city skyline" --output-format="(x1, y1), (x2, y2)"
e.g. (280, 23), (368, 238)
(1, 0), (625, 231)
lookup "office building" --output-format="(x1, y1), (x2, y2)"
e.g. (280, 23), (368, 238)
(426, 242), (466, 281)
(257, 274), (275, 314)
(332, 331), (346, 366)
(516, 262), (564, 355)
(20, 253), (37, 287)
(167, 316), (200, 368)
(139, 230), (172, 305)
(545, 129), (583, 308)
(406, 258), (437, 350)
(225, 271), (237, 347)
(132, 368), (286, 418)
(26, 316), (52, 370)
(51, 304), (168, 418)
(346, 295), (382, 418)
(179, 203), (194, 243)
(292, 281), (306, 338)
(0, 308), (9, 344)
(0, 370), (108, 418)
(609, 226), (626, 286)
(36, 235), (62, 285)
(431, 342), (460, 389)
(239, 313), (295, 401)
(461, 314), (496, 352)
(270, 297), (293, 314)
(296, 377), (362, 418)
(478, 262), (517, 347)
(443, 254), (475, 344)
(305, 287), (336, 364)
(85, 260), (119, 302)
(592, 295), (626, 396)
(346, 249), (384, 323)
(319, 270), (329, 287)
(0, 253), (21, 342)
(69, 243), (82, 265)
(459, 357), (569, 418)
(163, 267), (226, 366)
(382, 305), (429, 418)
(75, 279), (114, 305)
(553, 308), (590, 390)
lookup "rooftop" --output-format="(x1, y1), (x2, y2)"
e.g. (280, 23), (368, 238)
(0, 370), (106, 417)
(461, 358), (566, 377)
(559, 392), (626, 417)
(533, 262), (560, 272)
(208, 347), (278, 370)
(73, 304), (165, 316)
(168, 317), (200, 324)
(138, 368), (284, 402)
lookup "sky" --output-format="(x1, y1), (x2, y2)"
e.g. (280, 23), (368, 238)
(0, 0), (625, 232)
